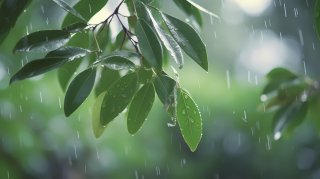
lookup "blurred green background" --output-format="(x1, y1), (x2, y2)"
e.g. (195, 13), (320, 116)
(1, 0), (320, 178)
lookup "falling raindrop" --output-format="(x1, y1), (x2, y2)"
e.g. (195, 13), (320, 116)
(26, 26), (29, 35)
(74, 145), (77, 159)
(298, 29), (304, 46)
(41, 5), (44, 13)
(59, 96), (61, 108)
(284, 3), (287, 17)
(303, 61), (307, 75)
(226, 70), (230, 89)
(40, 92), (42, 103)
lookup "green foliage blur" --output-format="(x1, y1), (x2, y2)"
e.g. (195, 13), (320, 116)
(1, 0), (320, 178)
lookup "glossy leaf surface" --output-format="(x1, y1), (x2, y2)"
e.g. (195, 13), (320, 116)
(10, 58), (67, 84)
(127, 82), (155, 134)
(176, 88), (202, 152)
(138, 67), (153, 84)
(64, 68), (96, 117)
(45, 46), (92, 61)
(135, 2), (183, 68)
(136, 19), (163, 71)
(53, 0), (87, 23)
(62, 22), (88, 33)
(93, 51), (141, 67)
(102, 56), (135, 70)
(92, 91), (108, 138)
(100, 72), (138, 126)
(95, 68), (120, 98)
(154, 74), (176, 104)
(57, 32), (90, 92)
(0, 0), (31, 44)
(172, 0), (203, 31)
(13, 30), (71, 53)
(161, 12), (208, 71)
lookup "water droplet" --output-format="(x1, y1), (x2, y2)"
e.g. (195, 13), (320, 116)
(122, 94), (127, 98)
(182, 108), (186, 115)
(184, 94), (188, 99)
(193, 111), (196, 114)
(186, 105), (190, 109)
(190, 118), (194, 123)
(181, 42), (186, 47)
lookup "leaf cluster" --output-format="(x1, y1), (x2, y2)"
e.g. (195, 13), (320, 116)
(3, 0), (218, 152)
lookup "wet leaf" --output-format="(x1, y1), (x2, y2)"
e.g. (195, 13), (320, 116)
(92, 51), (140, 68)
(127, 82), (155, 134)
(100, 72), (138, 126)
(154, 74), (176, 104)
(272, 101), (308, 140)
(138, 0), (154, 4)
(92, 91), (108, 138)
(0, 0), (31, 44)
(315, 0), (320, 40)
(172, 0), (203, 31)
(62, 22), (88, 33)
(176, 88), (202, 152)
(102, 56), (135, 70)
(161, 12), (208, 71)
(45, 46), (92, 60)
(64, 68), (96, 117)
(95, 68), (120, 98)
(61, 0), (109, 28)
(185, 0), (218, 18)
(57, 32), (90, 92)
(13, 30), (72, 53)
(10, 58), (68, 85)
(138, 67), (153, 84)
(135, 2), (183, 69)
(136, 19), (163, 71)
(53, 0), (87, 23)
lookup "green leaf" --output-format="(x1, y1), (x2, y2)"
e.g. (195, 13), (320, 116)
(154, 74), (176, 104)
(100, 72), (138, 126)
(92, 51), (141, 67)
(128, 16), (138, 32)
(266, 68), (297, 82)
(10, 58), (67, 85)
(150, 0), (163, 9)
(176, 88), (202, 152)
(61, 0), (109, 28)
(185, 0), (218, 18)
(272, 101), (308, 140)
(45, 46), (92, 60)
(161, 13), (208, 71)
(57, 32), (90, 92)
(125, 0), (136, 16)
(315, 0), (320, 40)
(0, 29), (10, 46)
(64, 68), (96, 117)
(110, 30), (126, 51)
(92, 91), (108, 138)
(62, 22), (88, 33)
(102, 56), (136, 70)
(138, 0), (154, 4)
(127, 82), (155, 134)
(263, 68), (298, 94)
(13, 30), (72, 53)
(172, 0), (203, 31)
(138, 67), (153, 84)
(0, 0), (31, 43)
(95, 68), (120, 98)
(135, 2), (183, 69)
(53, 0), (87, 23)
(136, 19), (163, 71)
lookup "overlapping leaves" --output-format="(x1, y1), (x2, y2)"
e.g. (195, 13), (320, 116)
(8, 0), (216, 152)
